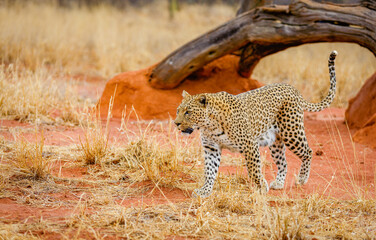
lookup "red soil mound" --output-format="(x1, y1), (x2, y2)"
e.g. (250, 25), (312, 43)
(345, 72), (376, 148)
(346, 72), (376, 128)
(352, 113), (376, 148)
(99, 55), (263, 119)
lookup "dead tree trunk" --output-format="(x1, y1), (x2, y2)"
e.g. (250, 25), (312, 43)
(149, 0), (376, 89)
(236, 0), (266, 16)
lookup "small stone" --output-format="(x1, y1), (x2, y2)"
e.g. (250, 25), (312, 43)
(315, 149), (324, 156)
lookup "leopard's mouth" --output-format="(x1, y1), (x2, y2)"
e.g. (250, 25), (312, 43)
(181, 127), (194, 135)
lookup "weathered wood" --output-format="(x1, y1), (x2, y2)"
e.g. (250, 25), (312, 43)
(238, 0), (376, 77)
(149, 0), (376, 89)
(236, 0), (266, 16)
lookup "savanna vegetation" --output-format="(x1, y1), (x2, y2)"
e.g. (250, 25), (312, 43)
(0, 1), (375, 239)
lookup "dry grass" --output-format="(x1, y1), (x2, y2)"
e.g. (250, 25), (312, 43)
(79, 105), (111, 165)
(79, 120), (109, 165)
(25, 182), (374, 239)
(79, 108), (203, 191)
(0, 2), (234, 76)
(0, 64), (88, 125)
(0, 2), (374, 108)
(118, 138), (182, 183)
(10, 132), (52, 180)
(76, 98), (201, 189)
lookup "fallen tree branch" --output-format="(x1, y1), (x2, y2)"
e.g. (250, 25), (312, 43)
(149, 0), (376, 89)
(236, 0), (266, 16)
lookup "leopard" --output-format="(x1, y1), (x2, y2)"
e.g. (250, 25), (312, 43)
(174, 51), (338, 198)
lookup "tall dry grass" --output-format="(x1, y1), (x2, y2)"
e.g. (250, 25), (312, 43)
(0, 2), (234, 76)
(79, 102), (112, 165)
(0, 64), (88, 124)
(0, 2), (374, 108)
(115, 120), (202, 186)
(78, 106), (203, 189)
(11, 132), (52, 179)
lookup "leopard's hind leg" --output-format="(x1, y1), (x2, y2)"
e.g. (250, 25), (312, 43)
(269, 134), (287, 189)
(278, 106), (313, 186)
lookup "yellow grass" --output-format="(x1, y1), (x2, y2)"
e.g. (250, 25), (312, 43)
(0, 2), (234, 76)
(0, 64), (87, 124)
(79, 105), (111, 165)
(0, 2), (374, 110)
(79, 118), (109, 165)
(11, 132), (51, 179)
(84, 108), (203, 189)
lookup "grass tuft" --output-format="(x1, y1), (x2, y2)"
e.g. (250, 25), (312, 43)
(120, 138), (180, 184)
(79, 109), (110, 165)
(268, 209), (304, 240)
(79, 127), (109, 166)
(11, 132), (51, 180)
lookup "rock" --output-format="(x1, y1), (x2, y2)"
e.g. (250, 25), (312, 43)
(345, 72), (376, 128)
(99, 55), (263, 120)
(345, 72), (376, 148)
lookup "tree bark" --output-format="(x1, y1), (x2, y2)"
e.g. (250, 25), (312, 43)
(149, 0), (376, 89)
(236, 0), (266, 16)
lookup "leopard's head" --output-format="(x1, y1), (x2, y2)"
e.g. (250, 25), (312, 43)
(174, 90), (208, 135)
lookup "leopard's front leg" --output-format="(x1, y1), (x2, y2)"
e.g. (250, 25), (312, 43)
(193, 138), (221, 198)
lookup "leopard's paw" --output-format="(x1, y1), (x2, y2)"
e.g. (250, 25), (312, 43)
(193, 188), (211, 198)
(270, 180), (284, 190)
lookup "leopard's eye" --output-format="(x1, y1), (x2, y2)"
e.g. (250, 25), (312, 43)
(185, 111), (189, 115)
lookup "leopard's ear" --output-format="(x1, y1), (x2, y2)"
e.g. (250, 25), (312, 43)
(182, 90), (190, 98)
(198, 94), (207, 107)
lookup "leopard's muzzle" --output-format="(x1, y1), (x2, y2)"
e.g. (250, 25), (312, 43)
(175, 122), (194, 135)
(181, 127), (194, 134)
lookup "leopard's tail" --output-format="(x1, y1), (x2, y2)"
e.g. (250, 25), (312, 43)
(302, 50), (337, 112)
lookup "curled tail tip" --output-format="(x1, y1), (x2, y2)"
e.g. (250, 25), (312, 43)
(330, 50), (338, 58)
